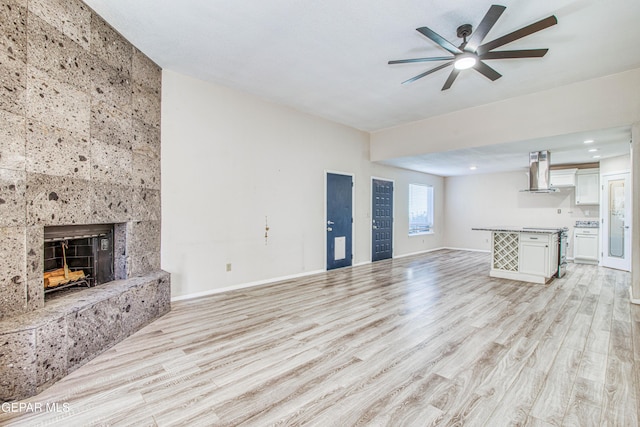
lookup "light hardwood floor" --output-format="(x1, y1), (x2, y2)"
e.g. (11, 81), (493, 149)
(1, 250), (638, 426)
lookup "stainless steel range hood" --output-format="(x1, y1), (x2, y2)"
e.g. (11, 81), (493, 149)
(522, 150), (558, 193)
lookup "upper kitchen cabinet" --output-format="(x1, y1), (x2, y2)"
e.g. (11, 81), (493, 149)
(550, 168), (577, 187)
(575, 168), (600, 205)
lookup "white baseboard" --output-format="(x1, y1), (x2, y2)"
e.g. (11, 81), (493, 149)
(171, 247), (485, 302)
(443, 247), (491, 253)
(393, 246), (447, 259)
(171, 269), (325, 302)
(353, 260), (372, 267)
(393, 246), (489, 259)
(630, 286), (640, 305)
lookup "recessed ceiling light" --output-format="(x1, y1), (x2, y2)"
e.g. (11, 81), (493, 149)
(583, 139), (594, 144)
(593, 155), (601, 159)
(588, 148), (598, 152)
(469, 166), (477, 170)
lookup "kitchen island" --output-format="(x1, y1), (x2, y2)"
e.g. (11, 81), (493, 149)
(472, 227), (562, 284)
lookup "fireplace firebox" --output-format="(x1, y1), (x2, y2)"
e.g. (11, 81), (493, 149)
(43, 224), (115, 294)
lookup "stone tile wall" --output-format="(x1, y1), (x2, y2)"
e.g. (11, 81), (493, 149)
(0, 0), (170, 401)
(0, 0), (163, 319)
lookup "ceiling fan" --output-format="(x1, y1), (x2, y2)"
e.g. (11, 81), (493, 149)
(389, 5), (557, 90)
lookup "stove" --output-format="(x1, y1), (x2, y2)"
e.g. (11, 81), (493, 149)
(575, 220), (600, 228)
(557, 228), (568, 278)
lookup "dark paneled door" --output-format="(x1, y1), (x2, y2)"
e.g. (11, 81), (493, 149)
(326, 173), (353, 270)
(372, 178), (393, 261)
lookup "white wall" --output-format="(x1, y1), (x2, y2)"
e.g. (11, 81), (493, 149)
(371, 68), (640, 161)
(443, 170), (602, 257)
(632, 124), (640, 301)
(161, 70), (443, 298)
(600, 154), (631, 174)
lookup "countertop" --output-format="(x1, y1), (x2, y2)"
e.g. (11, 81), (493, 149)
(472, 227), (566, 234)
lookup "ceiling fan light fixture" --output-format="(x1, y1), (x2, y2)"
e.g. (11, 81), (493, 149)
(389, 5), (557, 90)
(454, 54), (477, 70)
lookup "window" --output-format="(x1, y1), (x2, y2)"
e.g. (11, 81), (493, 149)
(408, 184), (433, 235)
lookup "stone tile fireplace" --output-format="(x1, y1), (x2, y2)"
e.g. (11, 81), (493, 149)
(0, 0), (170, 401)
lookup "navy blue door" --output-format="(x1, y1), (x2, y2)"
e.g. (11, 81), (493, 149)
(326, 173), (353, 270)
(372, 179), (393, 261)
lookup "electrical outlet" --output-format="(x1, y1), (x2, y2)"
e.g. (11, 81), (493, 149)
(226, 263), (232, 272)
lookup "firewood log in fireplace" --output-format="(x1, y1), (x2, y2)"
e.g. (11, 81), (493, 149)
(44, 269), (86, 288)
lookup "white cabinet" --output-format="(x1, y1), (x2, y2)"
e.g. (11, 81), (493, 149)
(574, 228), (599, 264)
(575, 169), (599, 205)
(520, 239), (548, 276)
(519, 233), (558, 278)
(550, 169), (577, 187)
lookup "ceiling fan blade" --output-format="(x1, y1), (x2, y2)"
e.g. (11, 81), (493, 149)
(473, 60), (502, 81)
(402, 61), (454, 85)
(465, 5), (506, 52)
(388, 56), (455, 65)
(480, 49), (549, 60)
(416, 27), (462, 55)
(476, 15), (557, 55)
(441, 69), (460, 91)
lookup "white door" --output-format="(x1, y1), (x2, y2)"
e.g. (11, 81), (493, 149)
(601, 172), (631, 271)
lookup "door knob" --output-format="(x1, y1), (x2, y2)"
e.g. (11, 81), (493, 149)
(327, 220), (335, 225)
(327, 227), (332, 232)
(372, 225), (378, 229)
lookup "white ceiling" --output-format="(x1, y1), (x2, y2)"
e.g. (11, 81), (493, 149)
(84, 0), (639, 175)
(380, 126), (632, 176)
